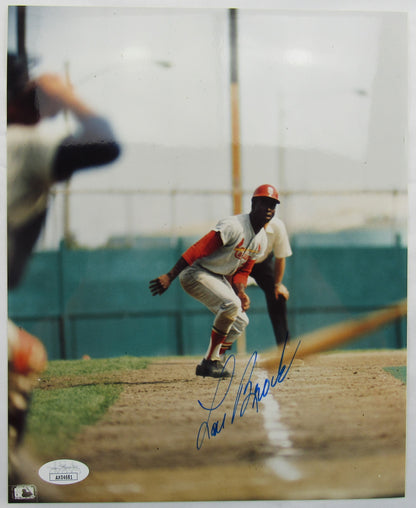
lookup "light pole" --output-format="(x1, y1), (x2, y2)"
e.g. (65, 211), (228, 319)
(229, 8), (242, 216)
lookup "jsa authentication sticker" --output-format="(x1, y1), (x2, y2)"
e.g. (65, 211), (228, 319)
(39, 459), (89, 485)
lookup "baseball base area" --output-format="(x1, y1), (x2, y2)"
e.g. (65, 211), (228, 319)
(16, 347), (406, 503)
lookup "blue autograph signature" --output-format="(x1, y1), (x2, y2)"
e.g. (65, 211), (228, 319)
(196, 335), (301, 450)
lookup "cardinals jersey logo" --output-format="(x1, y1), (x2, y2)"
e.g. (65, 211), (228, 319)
(234, 239), (245, 259)
(234, 238), (260, 261)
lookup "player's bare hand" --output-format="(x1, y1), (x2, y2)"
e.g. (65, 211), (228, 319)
(149, 275), (171, 296)
(34, 74), (72, 98)
(30, 74), (72, 117)
(275, 282), (289, 300)
(237, 291), (251, 311)
(32, 74), (95, 118)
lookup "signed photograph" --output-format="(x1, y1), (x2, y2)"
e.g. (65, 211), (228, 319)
(3, 0), (412, 505)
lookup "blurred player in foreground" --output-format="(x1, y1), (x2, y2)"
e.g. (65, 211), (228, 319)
(7, 52), (121, 485)
(149, 184), (280, 378)
(250, 206), (292, 346)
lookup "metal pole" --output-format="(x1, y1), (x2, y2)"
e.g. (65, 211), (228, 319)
(277, 101), (286, 192)
(229, 9), (242, 216)
(63, 61), (71, 245)
(17, 6), (29, 82)
(229, 9), (246, 355)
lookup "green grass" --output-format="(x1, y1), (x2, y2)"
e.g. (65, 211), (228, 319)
(25, 356), (148, 459)
(41, 355), (148, 379)
(26, 384), (123, 457)
(383, 366), (407, 383)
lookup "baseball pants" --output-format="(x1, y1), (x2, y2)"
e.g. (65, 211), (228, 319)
(250, 253), (289, 346)
(179, 264), (249, 344)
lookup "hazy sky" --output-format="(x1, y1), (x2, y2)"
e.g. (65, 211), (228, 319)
(4, 2), (410, 246)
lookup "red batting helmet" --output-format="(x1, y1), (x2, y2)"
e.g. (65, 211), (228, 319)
(252, 184), (280, 203)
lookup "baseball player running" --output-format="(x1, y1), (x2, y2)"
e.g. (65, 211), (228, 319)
(250, 211), (292, 346)
(149, 184), (280, 378)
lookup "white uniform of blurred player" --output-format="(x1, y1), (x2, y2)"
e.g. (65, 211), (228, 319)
(7, 52), (120, 485)
(7, 53), (120, 289)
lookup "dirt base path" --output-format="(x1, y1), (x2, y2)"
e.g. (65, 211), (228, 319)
(47, 350), (406, 503)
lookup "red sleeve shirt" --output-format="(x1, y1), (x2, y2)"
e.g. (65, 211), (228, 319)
(182, 229), (255, 288)
(232, 258), (255, 287)
(182, 230), (223, 265)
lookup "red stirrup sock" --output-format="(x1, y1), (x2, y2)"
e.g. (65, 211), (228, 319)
(205, 327), (228, 360)
(219, 340), (233, 356)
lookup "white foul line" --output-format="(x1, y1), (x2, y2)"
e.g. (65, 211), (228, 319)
(256, 368), (302, 482)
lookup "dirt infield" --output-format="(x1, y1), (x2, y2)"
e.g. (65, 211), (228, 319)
(32, 349), (406, 503)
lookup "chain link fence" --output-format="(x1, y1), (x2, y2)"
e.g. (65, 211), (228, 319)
(37, 187), (408, 251)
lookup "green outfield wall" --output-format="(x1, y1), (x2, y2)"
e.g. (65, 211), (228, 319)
(8, 236), (407, 360)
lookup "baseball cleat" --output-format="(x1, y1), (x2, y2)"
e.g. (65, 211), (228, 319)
(196, 358), (231, 378)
